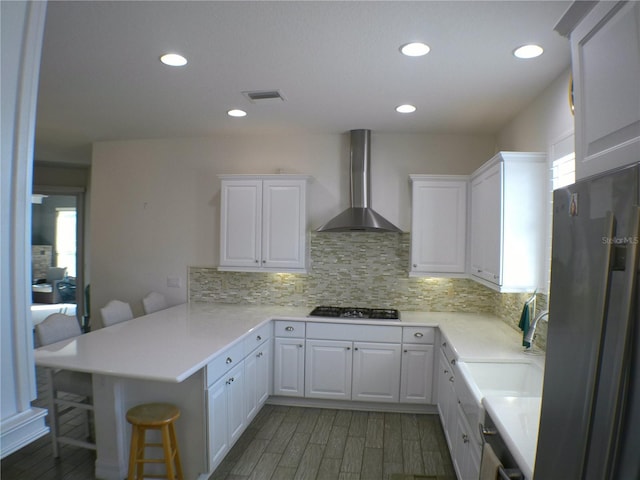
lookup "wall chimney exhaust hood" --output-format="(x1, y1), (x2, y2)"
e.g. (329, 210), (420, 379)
(317, 130), (402, 233)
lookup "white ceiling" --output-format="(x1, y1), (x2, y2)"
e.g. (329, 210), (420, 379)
(35, 0), (572, 164)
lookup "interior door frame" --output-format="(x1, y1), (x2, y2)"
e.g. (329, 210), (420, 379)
(32, 185), (86, 329)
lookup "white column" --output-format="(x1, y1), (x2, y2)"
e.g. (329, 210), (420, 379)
(0, 0), (49, 458)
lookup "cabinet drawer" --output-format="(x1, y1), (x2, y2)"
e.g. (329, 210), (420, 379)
(206, 342), (244, 387)
(306, 322), (401, 343)
(243, 322), (272, 354)
(402, 326), (435, 344)
(274, 320), (306, 338)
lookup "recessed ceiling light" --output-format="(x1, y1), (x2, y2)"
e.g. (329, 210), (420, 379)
(227, 109), (247, 118)
(160, 53), (187, 67)
(513, 44), (544, 59)
(396, 104), (417, 113)
(400, 42), (431, 57)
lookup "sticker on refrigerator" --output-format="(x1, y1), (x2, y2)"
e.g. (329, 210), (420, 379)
(569, 193), (578, 216)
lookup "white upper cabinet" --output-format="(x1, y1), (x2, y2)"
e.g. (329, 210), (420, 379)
(560, 1), (640, 179)
(410, 175), (468, 275)
(469, 152), (546, 292)
(219, 175), (310, 272)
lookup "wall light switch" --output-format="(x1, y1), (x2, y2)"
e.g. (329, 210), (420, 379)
(167, 276), (182, 288)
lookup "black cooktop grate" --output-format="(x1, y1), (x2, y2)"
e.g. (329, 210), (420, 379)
(309, 306), (400, 320)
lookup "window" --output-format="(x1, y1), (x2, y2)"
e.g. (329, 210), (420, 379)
(552, 152), (576, 190)
(55, 208), (76, 277)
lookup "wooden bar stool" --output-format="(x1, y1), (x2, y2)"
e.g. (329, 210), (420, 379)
(126, 403), (184, 480)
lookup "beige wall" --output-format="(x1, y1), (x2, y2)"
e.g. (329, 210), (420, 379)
(90, 132), (494, 321)
(497, 67), (574, 152)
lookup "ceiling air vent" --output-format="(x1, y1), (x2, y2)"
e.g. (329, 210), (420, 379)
(242, 90), (286, 103)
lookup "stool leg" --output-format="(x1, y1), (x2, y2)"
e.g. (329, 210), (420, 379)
(127, 425), (139, 480)
(136, 427), (145, 480)
(161, 425), (175, 480)
(169, 423), (184, 480)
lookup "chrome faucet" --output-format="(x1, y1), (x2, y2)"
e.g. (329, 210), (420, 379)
(524, 311), (549, 347)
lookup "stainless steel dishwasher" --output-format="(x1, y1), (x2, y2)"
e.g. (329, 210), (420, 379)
(480, 412), (525, 480)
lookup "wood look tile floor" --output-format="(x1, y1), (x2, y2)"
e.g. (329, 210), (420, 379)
(1, 368), (455, 480)
(209, 405), (455, 480)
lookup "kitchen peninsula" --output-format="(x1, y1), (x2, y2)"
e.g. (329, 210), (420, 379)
(34, 303), (543, 480)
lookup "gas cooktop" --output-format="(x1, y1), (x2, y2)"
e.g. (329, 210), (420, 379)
(309, 306), (400, 320)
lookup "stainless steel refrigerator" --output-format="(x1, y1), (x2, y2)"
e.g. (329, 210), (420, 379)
(534, 163), (640, 479)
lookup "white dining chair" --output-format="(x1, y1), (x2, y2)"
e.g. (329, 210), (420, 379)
(100, 299), (133, 327)
(142, 291), (168, 315)
(35, 313), (95, 457)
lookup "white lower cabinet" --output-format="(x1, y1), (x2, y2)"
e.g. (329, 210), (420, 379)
(245, 340), (272, 422)
(352, 342), (401, 402)
(207, 362), (244, 470)
(273, 337), (305, 396)
(305, 340), (401, 402)
(401, 327), (436, 403)
(436, 341), (480, 480)
(400, 344), (434, 403)
(305, 339), (353, 399)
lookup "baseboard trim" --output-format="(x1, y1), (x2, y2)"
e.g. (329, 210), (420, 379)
(0, 407), (49, 458)
(266, 396), (438, 414)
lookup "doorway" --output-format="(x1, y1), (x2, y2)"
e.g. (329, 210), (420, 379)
(31, 187), (86, 331)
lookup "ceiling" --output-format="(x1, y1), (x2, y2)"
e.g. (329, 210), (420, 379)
(35, 1), (572, 164)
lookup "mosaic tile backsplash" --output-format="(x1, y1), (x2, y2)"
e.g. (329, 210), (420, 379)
(189, 232), (548, 349)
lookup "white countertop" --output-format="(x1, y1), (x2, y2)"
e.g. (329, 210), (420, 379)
(34, 303), (306, 382)
(482, 396), (542, 480)
(34, 306), (533, 382)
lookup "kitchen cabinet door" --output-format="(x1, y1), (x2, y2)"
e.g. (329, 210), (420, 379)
(261, 179), (307, 270)
(255, 340), (271, 406)
(305, 339), (352, 400)
(226, 363), (245, 445)
(219, 179), (262, 269)
(437, 348), (455, 450)
(244, 348), (258, 422)
(410, 176), (467, 275)
(207, 376), (229, 471)
(219, 175), (310, 273)
(352, 342), (401, 402)
(469, 152), (546, 292)
(273, 337), (305, 397)
(568, 1), (640, 180)
(400, 344), (434, 403)
(470, 161), (502, 284)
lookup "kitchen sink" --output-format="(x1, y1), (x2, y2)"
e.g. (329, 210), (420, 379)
(458, 360), (544, 398)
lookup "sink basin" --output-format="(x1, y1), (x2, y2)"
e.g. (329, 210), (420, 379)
(459, 360), (544, 397)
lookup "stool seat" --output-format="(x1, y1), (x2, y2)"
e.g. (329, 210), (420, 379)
(127, 403), (180, 426)
(126, 402), (183, 480)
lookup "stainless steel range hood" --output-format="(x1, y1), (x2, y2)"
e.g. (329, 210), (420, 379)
(317, 129), (402, 232)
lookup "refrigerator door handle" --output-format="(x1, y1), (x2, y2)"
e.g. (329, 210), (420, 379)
(606, 206), (640, 475)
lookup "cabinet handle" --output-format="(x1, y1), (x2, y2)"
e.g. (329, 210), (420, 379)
(449, 376), (454, 383)
(444, 369), (449, 374)
(404, 349), (408, 353)
(354, 347), (359, 351)
(255, 260), (259, 263)
(462, 433), (469, 444)
(257, 352), (262, 358)
(347, 347), (351, 350)
(414, 332), (424, 338)
(285, 326), (294, 332)
(257, 335), (262, 341)
(442, 342), (447, 348)
(225, 357), (233, 364)
(451, 359), (456, 365)
(262, 260), (266, 263)
(226, 377), (235, 384)
(298, 344), (303, 348)
(413, 264), (417, 268)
